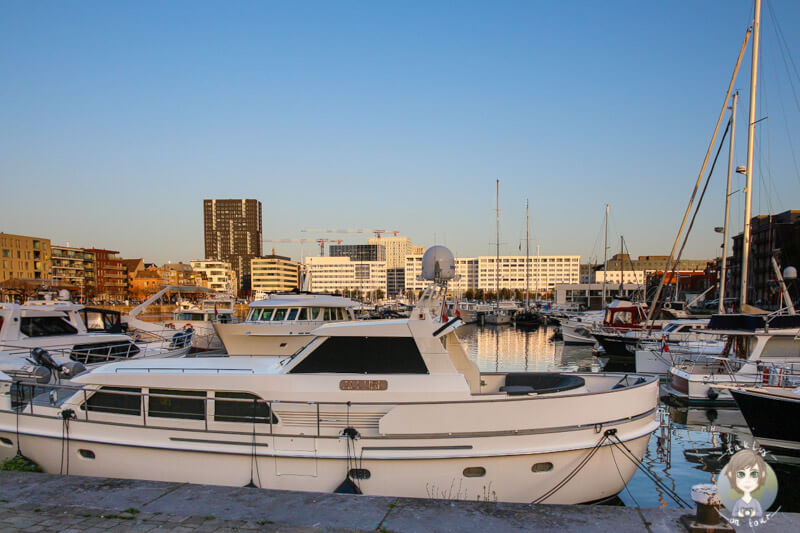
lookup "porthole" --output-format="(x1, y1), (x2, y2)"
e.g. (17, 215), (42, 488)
(78, 449), (96, 459)
(463, 467), (486, 478)
(348, 468), (371, 480)
(532, 462), (553, 473)
(280, 343), (287, 347)
(0, 437), (13, 446)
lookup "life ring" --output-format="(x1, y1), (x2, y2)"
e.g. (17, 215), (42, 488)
(183, 323), (194, 332)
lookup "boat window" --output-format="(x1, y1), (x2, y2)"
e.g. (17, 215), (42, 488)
(337, 308), (346, 320)
(324, 308), (333, 321)
(611, 311), (632, 324)
(148, 389), (206, 420)
(532, 462), (553, 473)
(20, 316), (78, 337)
(214, 392), (277, 423)
(247, 310), (257, 321)
(258, 309), (274, 322)
(287, 308), (299, 321)
(290, 337), (429, 374)
(311, 307), (323, 320)
(218, 314), (232, 324)
(463, 467), (485, 478)
(298, 308), (308, 321)
(273, 308), (288, 321)
(81, 387), (141, 416)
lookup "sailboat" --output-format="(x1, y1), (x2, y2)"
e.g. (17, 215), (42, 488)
(515, 199), (542, 328)
(485, 179), (511, 325)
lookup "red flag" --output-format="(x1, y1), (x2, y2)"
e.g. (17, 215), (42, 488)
(455, 299), (461, 319)
(441, 301), (449, 322)
(214, 302), (218, 316)
(661, 335), (669, 353)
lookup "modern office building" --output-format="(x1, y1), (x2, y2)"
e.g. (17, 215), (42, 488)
(0, 233), (51, 282)
(190, 259), (238, 297)
(305, 256), (387, 297)
(251, 255), (301, 296)
(86, 248), (127, 301)
(51, 245), (96, 298)
(329, 244), (386, 262)
(203, 199), (262, 291)
(606, 254), (709, 273)
(367, 236), (411, 269)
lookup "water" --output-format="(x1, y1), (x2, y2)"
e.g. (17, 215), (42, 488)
(457, 323), (800, 511)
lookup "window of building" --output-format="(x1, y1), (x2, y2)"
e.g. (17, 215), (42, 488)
(20, 316), (78, 337)
(214, 392), (277, 423)
(148, 389), (206, 420)
(291, 337), (428, 374)
(81, 387), (141, 416)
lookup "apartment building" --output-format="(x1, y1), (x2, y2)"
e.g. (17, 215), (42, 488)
(190, 259), (237, 297)
(203, 199), (262, 291)
(329, 244), (386, 262)
(0, 233), (51, 282)
(51, 245), (96, 297)
(251, 255), (300, 295)
(305, 256), (387, 296)
(85, 248), (126, 301)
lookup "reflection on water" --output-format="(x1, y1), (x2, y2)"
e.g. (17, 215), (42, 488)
(457, 324), (800, 511)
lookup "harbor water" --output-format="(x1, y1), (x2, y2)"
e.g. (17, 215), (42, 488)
(457, 322), (800, 512)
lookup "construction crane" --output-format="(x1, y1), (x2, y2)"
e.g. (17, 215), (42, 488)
(302, 229), (400, 239)
(262, 238), (342, 258)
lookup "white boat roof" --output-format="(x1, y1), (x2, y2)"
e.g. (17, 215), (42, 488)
(75, 355), (286, 381)
(250, 294), (359, 308)
(311, 319), (412, 337)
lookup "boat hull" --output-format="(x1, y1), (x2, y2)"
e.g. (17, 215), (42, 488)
(730, 388), (800, 457)
(214, 322), (317, 355)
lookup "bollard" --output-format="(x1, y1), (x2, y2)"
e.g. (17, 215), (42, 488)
(679, 484), (734, 532)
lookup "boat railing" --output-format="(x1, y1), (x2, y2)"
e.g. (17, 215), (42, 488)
(672, 351), (800, 383)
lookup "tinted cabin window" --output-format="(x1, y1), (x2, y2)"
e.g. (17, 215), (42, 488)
(298, 308), (308, 321)
(311, 307), (322, 320)
(291, 337), (428, 374)
(260, 309), (273, 321)
(214, 392), (277, 423)
(287, 308), (299, 321)
(149, 389), (205, 420)
(20, 316), (78, 337)
(82, 387), (141, 416)
(273, 308), (287, 321)
(324, 308), (333, 321)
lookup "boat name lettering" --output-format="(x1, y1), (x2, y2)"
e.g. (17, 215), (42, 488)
(339, 380), (388, 391)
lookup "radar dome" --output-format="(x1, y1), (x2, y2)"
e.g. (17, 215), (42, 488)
(422, 246), (456, 281)
(784, 266), (797, 280)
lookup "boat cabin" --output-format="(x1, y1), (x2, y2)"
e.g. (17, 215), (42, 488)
(245, 294), (358, 324)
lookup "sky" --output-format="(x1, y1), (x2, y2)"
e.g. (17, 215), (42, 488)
(1, 1), (799, 265)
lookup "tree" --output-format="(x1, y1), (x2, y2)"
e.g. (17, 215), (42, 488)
(500, 288), (512, 300)
(475, 288), (485, 301)
(464, 289), (475, 301)
(376, 289), (385, 301)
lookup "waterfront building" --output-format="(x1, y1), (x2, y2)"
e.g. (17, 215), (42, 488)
(554, 283), (642, 308)
(411, 245), (425, 255)
(190, 259), (237, 297)
(161, 262), (200, 286)
(305, 256), (387, 298)
(593, 270), (646, 284)
(122, 258), (145, 297)
(329, 244), (386, 262)
(251, 255), (300, 296)
(203, 199), (262, 292)
(367, 236), (410, 268)
(729, 209), (800, 307)
(51, 245), (96, 298)
(606, 254), (709, 273)
(130, 267), (166, 300)
(0, 233), (51, 282)
(85, 248), (126, 301)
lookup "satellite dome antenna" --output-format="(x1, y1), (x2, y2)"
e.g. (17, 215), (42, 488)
(421, 246), (456, 284)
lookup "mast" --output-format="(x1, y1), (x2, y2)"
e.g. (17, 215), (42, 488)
(525, 199), (530, 309)
(720, 92), (738, 313)
(620, 235), (625, 296)
(602, 204), (609, 306)
(740, 0), (761, 308)
(495, 178), (500, 312)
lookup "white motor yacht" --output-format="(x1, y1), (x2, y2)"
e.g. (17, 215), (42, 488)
(0, 302), (190, 383)
(214, 293), (359, 355)
(664, 314), (800, 404)
(0, 276), (659, 505)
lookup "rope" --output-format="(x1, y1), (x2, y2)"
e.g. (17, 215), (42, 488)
(610, 444), (641, 508)
(532, 430), (612, 504)
(608, 433), (691, 508)
(59, 409), (76, 476)
(245, 398), (261, 488)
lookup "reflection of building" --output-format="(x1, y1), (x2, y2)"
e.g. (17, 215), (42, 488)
(730, 210), (800, 307)
(0, 233), (51, 282)
(251, 255), (300, 295)
(329, 244), (385, 262)
(305, 256), (386, 296)
(190, 259), (237, 296)
(86, 248), (127, 301)
(51, 245), (96, 297)
(203, 199), (262, 293)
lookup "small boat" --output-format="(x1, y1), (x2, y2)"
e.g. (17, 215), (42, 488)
(730, 385), (800, 460)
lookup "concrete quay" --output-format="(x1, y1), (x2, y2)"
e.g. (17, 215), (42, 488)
(1, 471), (798, 532)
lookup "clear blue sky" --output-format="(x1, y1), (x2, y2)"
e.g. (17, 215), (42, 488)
(2, 1), (799, 265)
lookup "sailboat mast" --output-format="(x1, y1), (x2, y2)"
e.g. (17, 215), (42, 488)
(496, 178), (500, 312)
(740, 0), (761, 308)
(720, 92), (738, 313)
(602, 204), (609, 306)
(525, 199), (530, 309)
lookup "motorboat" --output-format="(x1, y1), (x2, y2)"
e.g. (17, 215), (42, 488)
(0, 274), (659, 505)
(484, 308), (512, 325)
(561, 299), (673, 346)
(634, 339), (726, 375)
(664, 313), (800, 404)
(730, 384), (800, 460)
(125, 286), (231, 352)
(0, 302), (191, 383)
(594, 319), (710, 358)
(214, 292), (360, 355)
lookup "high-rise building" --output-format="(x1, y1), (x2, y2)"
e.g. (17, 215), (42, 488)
(203, 199), (262, 291)
(368, 236), (411, 269)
